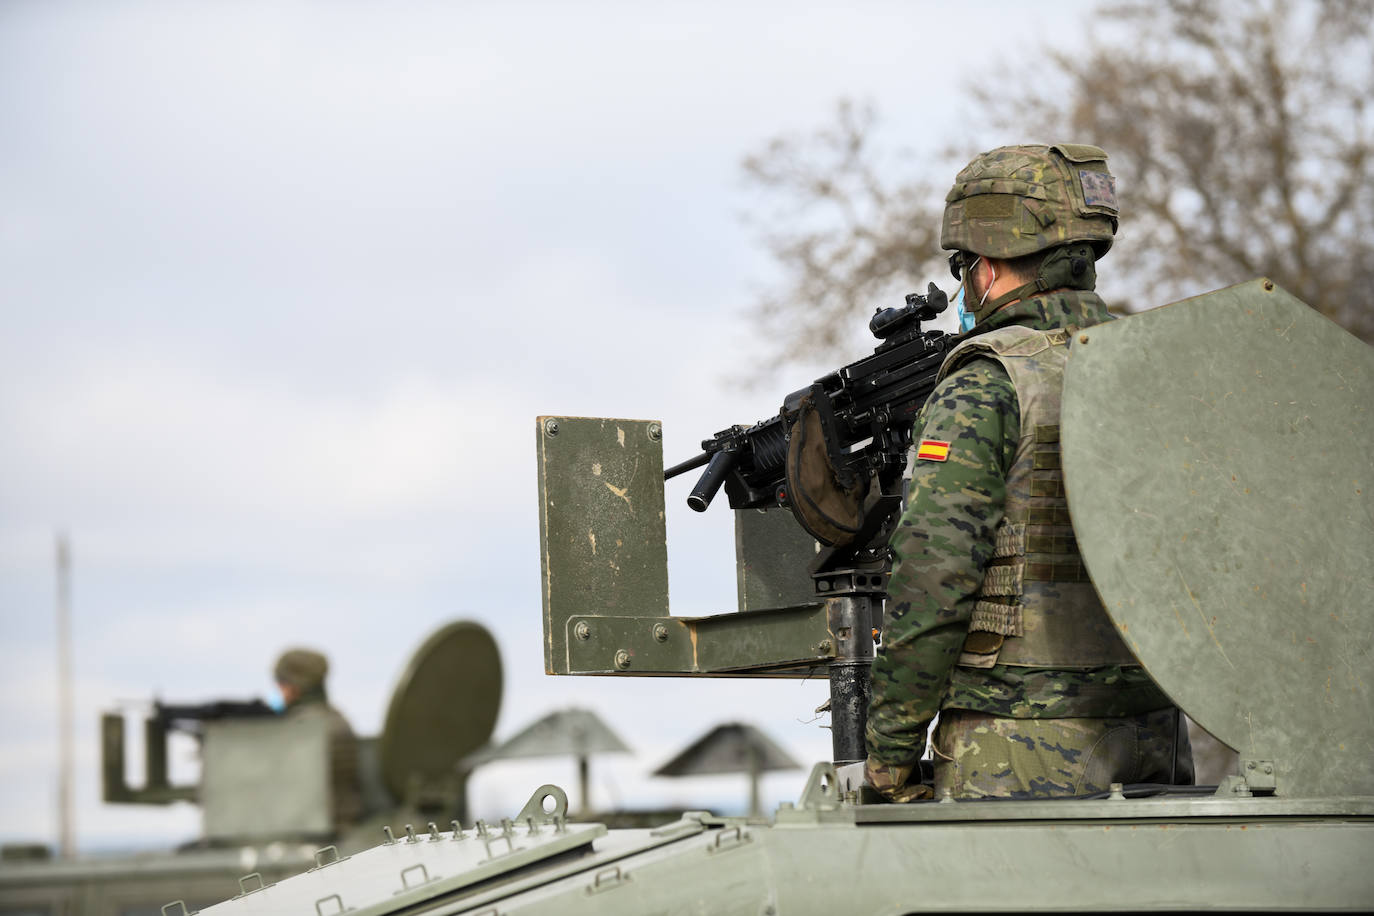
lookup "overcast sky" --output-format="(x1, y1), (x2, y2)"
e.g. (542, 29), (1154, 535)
(0, 0), (1095, 851)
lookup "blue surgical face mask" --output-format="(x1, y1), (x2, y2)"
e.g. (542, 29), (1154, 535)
(953, 282), (976, 333)
(267, 686), (286, 714)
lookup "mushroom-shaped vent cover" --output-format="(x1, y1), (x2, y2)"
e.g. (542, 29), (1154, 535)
(653, 723), (799, 777)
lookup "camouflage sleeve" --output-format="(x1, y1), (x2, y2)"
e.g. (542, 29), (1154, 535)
(865, 357), (1019, 766)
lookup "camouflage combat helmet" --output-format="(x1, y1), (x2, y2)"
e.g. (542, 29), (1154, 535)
(941, 143), (1118, 260)
(274, 647), (329, 692)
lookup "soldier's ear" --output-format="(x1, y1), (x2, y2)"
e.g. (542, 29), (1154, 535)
(969, 257), (993, 295)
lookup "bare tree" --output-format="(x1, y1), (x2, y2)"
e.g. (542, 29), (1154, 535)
(741, 0), (1374, 369)
(976, 0), (1374, 335)
(739, 100), (946, 371)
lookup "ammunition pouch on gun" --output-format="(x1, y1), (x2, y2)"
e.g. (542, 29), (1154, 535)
(786, 396), (871, 547)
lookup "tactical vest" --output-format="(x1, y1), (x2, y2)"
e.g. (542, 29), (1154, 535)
(934, 325), (1137, 670)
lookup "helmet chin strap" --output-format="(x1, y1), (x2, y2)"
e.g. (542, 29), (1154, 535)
(971, 244), (1099, 323)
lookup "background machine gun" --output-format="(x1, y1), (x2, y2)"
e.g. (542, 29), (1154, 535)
(154, 698), (274, 734)
(102, 697), (274, 805)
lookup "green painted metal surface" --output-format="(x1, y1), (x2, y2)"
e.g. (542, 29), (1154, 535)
(175, 790), (1374, 915)
(563, 605), (832, 675)
(379, 621), (502, 801)
(538, 416), (835, 677)
(101, 714), (196, 805)
(1061, 279), (1374, 798)
(734, 507), (818, 612)
(201, 716), (330, 841)
(537, 416), (670, 675)
(543, 818), (1374, 914)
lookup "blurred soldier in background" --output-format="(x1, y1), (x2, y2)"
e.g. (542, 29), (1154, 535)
(865, 144), (1193, 801)
(274, 648), (364, 828)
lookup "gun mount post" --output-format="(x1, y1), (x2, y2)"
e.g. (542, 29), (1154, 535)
(825, 596), (878, 764)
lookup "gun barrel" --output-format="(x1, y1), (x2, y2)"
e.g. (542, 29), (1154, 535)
(664, 451), (712, 481)
(686, 449), (739, 512)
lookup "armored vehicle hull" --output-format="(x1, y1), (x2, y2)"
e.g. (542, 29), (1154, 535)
(75, 281), (1374, 915)
(186, 774), (1374, 915)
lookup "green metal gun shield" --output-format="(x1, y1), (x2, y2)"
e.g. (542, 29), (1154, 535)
(379, 620), (502, 802)
(536, 416), (670, 675)
(1061, 279), (1373, 798)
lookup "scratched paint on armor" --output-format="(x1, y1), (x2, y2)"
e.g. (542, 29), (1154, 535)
(866, 290), (1167, 768)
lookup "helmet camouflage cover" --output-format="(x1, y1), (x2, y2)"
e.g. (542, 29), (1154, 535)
(275, 647), (329, 692)
(941, 143), (1119, 260)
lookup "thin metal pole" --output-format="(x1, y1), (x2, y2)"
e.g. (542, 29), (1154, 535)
(56, 532), (75, 859)
(748, 747), (761, 818)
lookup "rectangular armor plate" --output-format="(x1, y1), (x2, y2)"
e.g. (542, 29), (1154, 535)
(734, 507), (819, 613)
(537, 416), (669, 675)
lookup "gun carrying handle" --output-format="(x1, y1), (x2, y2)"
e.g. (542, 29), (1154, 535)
(687, 449), (739, 512)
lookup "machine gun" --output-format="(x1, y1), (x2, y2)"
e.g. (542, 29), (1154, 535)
(665, 284), (959, 571)
(154, 698), (274, 734)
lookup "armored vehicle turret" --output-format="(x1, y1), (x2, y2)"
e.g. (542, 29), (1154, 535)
(0, 621), (503, 915)
(161, 281), (1374, 913)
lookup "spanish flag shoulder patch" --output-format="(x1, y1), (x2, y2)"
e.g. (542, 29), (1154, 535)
(916, 439), (951, 462)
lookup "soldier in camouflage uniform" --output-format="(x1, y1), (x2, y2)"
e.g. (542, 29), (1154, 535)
(275, 648), (364, 828)
(864, 144), (1193, 801)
